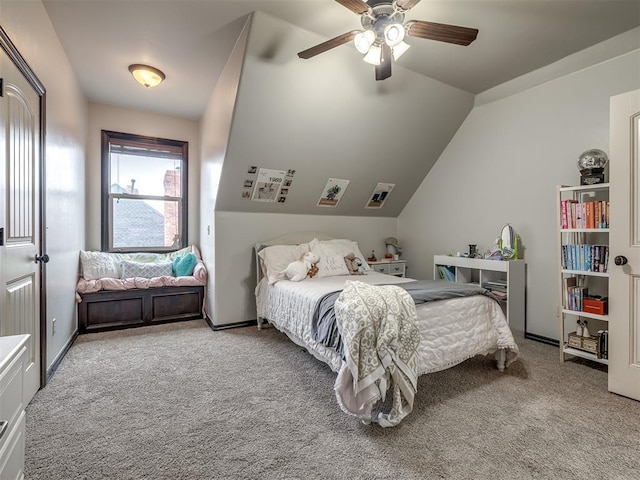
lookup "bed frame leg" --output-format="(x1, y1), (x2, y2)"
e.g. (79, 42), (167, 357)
(495, 349), (506, 372)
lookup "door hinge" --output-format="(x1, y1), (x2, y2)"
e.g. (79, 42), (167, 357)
(0, 228), (4, 246)
(0, 78), (3, 97)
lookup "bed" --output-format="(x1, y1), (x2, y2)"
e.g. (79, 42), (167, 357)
(254, 232), (519, 426)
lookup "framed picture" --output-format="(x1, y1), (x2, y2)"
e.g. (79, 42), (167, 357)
(251, 168), (286, 203)
(365, 182), (394, 209)
(317, 178), (349, 207)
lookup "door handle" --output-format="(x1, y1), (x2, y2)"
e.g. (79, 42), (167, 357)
(614, 255), (628, 266)
(35, 253), (50, 264)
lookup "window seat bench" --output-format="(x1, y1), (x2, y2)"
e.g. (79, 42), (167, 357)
(76, 246), (207, 333)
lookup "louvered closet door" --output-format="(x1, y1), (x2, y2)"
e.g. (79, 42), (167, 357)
(0, 50), (41, 403)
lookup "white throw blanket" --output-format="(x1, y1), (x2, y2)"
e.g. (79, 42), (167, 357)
(334, 281), (420, 427)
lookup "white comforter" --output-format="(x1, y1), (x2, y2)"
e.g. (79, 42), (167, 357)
(255, 272), (519, 376)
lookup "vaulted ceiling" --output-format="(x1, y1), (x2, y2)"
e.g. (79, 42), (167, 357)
(42, 0), (640, 120)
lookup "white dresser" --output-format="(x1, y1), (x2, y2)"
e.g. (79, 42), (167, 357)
(368, 260), (407, 277)
(0, 335), (29, 480)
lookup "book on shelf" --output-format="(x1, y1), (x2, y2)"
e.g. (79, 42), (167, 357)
(563, 277), (577, 309)
(597, 330), (608, 359)
(560, 200), (609, 229)
(437, 265), (456, 282)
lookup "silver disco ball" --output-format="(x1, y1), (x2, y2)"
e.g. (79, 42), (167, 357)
(577, 149), (609, 172)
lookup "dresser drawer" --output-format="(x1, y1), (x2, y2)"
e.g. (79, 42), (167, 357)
(390, 263), (405, 276)
(0, 346), (26, 456)
(372, 264), (390, 274)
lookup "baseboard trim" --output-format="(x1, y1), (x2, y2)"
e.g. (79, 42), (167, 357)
(209, 318), (259, 331)
(525, 332), (559, 346)
(46, 330), (78, 384)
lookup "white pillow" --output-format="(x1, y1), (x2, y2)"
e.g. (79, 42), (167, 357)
(258, 243), (310, 284)
(310, 238), (370, 271)
(80, 250), (120, 280)
(315, 254), (350, 278)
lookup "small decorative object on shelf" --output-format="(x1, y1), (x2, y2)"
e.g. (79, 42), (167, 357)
(578, 149), (609, 185)
(368, 250), (377, 262)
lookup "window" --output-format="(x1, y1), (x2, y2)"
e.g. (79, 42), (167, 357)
(101, 130), (188, 252)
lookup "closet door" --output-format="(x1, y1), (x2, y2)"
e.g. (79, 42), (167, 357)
(0, 37), (43, 403)
(609, 89), (640, 401)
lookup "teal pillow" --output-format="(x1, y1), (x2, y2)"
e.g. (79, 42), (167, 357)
(172, 253), (197, 277)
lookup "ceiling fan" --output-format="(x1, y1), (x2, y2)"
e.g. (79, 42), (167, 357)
(297, 0), (478, 81)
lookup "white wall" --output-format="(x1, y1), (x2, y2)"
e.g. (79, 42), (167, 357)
(0, 0), (88, 369)
(86, 103), (200, 250)
(213, 211), (398, 326)
(399, 44), (640, 339)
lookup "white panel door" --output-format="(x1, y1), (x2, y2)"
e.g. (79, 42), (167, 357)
(0, 51), (41, 403)
(609, 89), (640, 400)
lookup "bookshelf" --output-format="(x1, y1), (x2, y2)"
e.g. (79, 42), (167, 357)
(433, 255), (526, 331)
(557, 184), (610, 365)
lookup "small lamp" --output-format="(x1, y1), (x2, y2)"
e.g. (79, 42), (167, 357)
(128, 64), (165, 88)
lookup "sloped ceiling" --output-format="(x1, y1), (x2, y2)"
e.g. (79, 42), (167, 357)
(212, 11), (475, 217)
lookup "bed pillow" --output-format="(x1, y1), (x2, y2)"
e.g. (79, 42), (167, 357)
(121, 261), (173, 279)
(173, 253), (197, 277)
(315, 254), (350, 278)
(258, 243), (310, 284)
(80, 250), (121, 280)
(310, 238), (370, 271)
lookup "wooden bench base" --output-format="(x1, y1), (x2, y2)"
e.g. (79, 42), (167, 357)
(78, 285), (205, 333)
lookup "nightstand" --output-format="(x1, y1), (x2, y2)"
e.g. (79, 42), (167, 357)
(368, 259), (407, 277)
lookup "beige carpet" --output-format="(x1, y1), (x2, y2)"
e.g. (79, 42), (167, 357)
(25, 319), (640, 479)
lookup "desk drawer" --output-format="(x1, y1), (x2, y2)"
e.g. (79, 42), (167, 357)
(0, 347), (26, 455)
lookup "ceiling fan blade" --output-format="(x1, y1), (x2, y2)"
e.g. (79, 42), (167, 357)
(298, 30), (359, 59)
(335, 0), (370, 15)
(395, 0), (422, 11)
(375, 43), (392, 81)
(405, 20), (478, 46)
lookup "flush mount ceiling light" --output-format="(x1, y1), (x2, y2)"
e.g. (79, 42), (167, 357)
(128, 64), (166, 88)
(297, 0), (478, 81)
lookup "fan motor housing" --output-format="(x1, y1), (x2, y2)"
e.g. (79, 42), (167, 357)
(361, 4), (405, 41)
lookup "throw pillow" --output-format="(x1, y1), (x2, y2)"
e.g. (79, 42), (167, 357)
(121, 261), (173, 279)
(310, 238), (370, 271)
(173, 253), (198, 277)
(80, 250), (120, 280)
(315, 254), (350, 278)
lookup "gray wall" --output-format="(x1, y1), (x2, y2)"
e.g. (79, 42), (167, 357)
(399, 32), (640, 340)
(200, 17), (251, 326)
(1, 0), (87, 370)
(214, 11), (475, 217)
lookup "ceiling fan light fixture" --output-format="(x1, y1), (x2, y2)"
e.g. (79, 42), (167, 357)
(363, 44), (382, 65)
(128, 64), (165, 88)
(383, 23), (405, 47)
(354, 29), (376, 54)
(392, 41), (411, 60)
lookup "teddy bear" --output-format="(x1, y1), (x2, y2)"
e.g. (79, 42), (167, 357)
(344, 252), (364, 275)
(285, 252), (320, 282)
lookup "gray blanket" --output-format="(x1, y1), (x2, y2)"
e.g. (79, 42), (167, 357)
(310, 279), (491, 357)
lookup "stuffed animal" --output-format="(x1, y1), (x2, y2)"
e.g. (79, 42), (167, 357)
(344, 252), (364, 275)
(285, 252), (320, 282)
